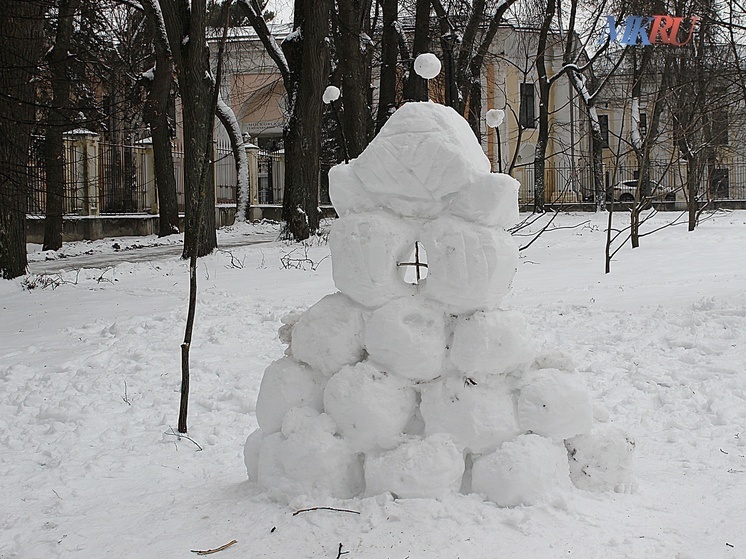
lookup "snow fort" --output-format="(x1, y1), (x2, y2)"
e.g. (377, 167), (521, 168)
(244, 101), (634, 506)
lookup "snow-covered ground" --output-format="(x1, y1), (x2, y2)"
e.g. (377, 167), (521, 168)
(2, 210), (745, 558)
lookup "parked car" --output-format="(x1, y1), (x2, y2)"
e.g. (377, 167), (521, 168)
(611, 180), (676, 204)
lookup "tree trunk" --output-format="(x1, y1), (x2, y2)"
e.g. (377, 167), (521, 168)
(337, 0), (370, 157)
(402, 0), (430, 102)
(281, 0), (331, 239)
(0, 0), (44, 279)
(376, 0), (398, 133)
(159, 0), (218, 259)
(142, 13), (180, 237)
(467, 77), (482, 140)
(43, 0), (81, 251)
(687, 157), (699, 231)
(533, 0), (554, 213)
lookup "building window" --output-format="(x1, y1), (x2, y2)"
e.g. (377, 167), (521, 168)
(640, 112), (648, 137)
(598, 114), (610, 148)
(519, 83), (536, 128)
(711, 109), (729, 146)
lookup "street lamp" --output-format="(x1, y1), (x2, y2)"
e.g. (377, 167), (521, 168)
(323, 85), (349, 164)
(486, 108), (505, 173)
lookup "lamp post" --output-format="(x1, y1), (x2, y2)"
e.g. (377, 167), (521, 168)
(486, 109), (505, 173)
(323, 85), (349, 164)
(413, 53), (441, 101)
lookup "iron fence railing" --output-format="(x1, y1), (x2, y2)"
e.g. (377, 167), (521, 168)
(257, 149), (284, 205)
(515, 161), (746, 204)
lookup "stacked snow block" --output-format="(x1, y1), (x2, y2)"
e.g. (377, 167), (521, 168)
(244, 102), (634, 506)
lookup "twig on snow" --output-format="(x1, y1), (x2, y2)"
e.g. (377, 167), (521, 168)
(292, 506), (360, 517)
(335, 543), (350, 558)
(165, 426), (203, 451)
(191, 539), (238, 555)
(220, 249), (245, 269)
(122, 380), (131, 405)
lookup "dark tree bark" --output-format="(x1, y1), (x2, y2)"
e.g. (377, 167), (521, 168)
(141, 5), (180, 237)
(0, 0), (45, 279)
(239, 0), (330, 240)
(431, 0), (517, 132)
(158, 0), (217, 258)
(533, 0), (555, 213)
(280, 0), (332, 238)
(402, 0), (430, 102)
(376, 0), (398, 133)
(337, 0), (371, 157)
(43, 0), (82, 251)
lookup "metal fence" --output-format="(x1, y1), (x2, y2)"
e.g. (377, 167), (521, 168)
(215, 140), (236, 206)
(257, 149), (284, 205)
(515, 161), (746, 204)
(98, 142), (151, 213)
(27, 135), (245, 216)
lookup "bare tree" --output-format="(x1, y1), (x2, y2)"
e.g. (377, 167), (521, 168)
(141, 2), (181, 236)
(336, 0), (373, 156)
(238, 0), (331, 240)
(43, 0), (82, 251)
(0, 0), (46, 279)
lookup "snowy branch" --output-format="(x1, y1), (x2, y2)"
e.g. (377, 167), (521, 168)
(237, 0), (291, 88)
(216, 96), (249, 221)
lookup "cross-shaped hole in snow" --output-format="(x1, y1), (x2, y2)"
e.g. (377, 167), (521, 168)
(398, 242), (429, 285)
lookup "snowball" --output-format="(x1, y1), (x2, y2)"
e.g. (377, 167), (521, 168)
(328, 162), (380, 217)
(322, 85), (341, 104)
(449, 309), (536, 383)
(278, 310), (303, 347)
(364, 296), (446, 382)
(420, 217), (518, 314)
(485, 108), (505, 128)
(443, 174), (520, 228)
(364, 434), (464, 499)
(329, 213), (417, 308)
(280, 406), (337, 438)
(256, 429), (364, 504)
(255, 357), (326, 434)
(323, 361), (417, 451)
(420, 375), (520, 454)
(566, 425), (635, 493)
(533, 347), (577, 371)
(243, 428), (264, 481)
(349, 102), (491, 218)
(516, 368), (593, 440)
(413, 53), (442, 80)
(471, 434), (572, 507)
(290, 293), (366, 377)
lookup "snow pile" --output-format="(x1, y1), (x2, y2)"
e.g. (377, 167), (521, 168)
(244, 102), (632, 505)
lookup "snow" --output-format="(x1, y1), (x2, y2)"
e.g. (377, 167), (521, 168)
(339, 102), (493, 218)
(449, 309), (536, 383)
(246, 101), (616, 508)
(323, 361), (416, 452)
(216, 96), (250, 221)
(363, 296), (446, 382)
(486, 108), (505, 128)
(516, 368), (594, 440)
(289, 293), (365, 376)
(254, 357), (326, 434)
(471, 434), (573, 507)
(322, 85), (340, 104)
(364, 434), (465, 498)
(414, 52), (442, 80)
(2, 209), (746, 556)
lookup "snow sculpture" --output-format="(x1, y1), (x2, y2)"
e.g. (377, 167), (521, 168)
(244, 101), (632, 506)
